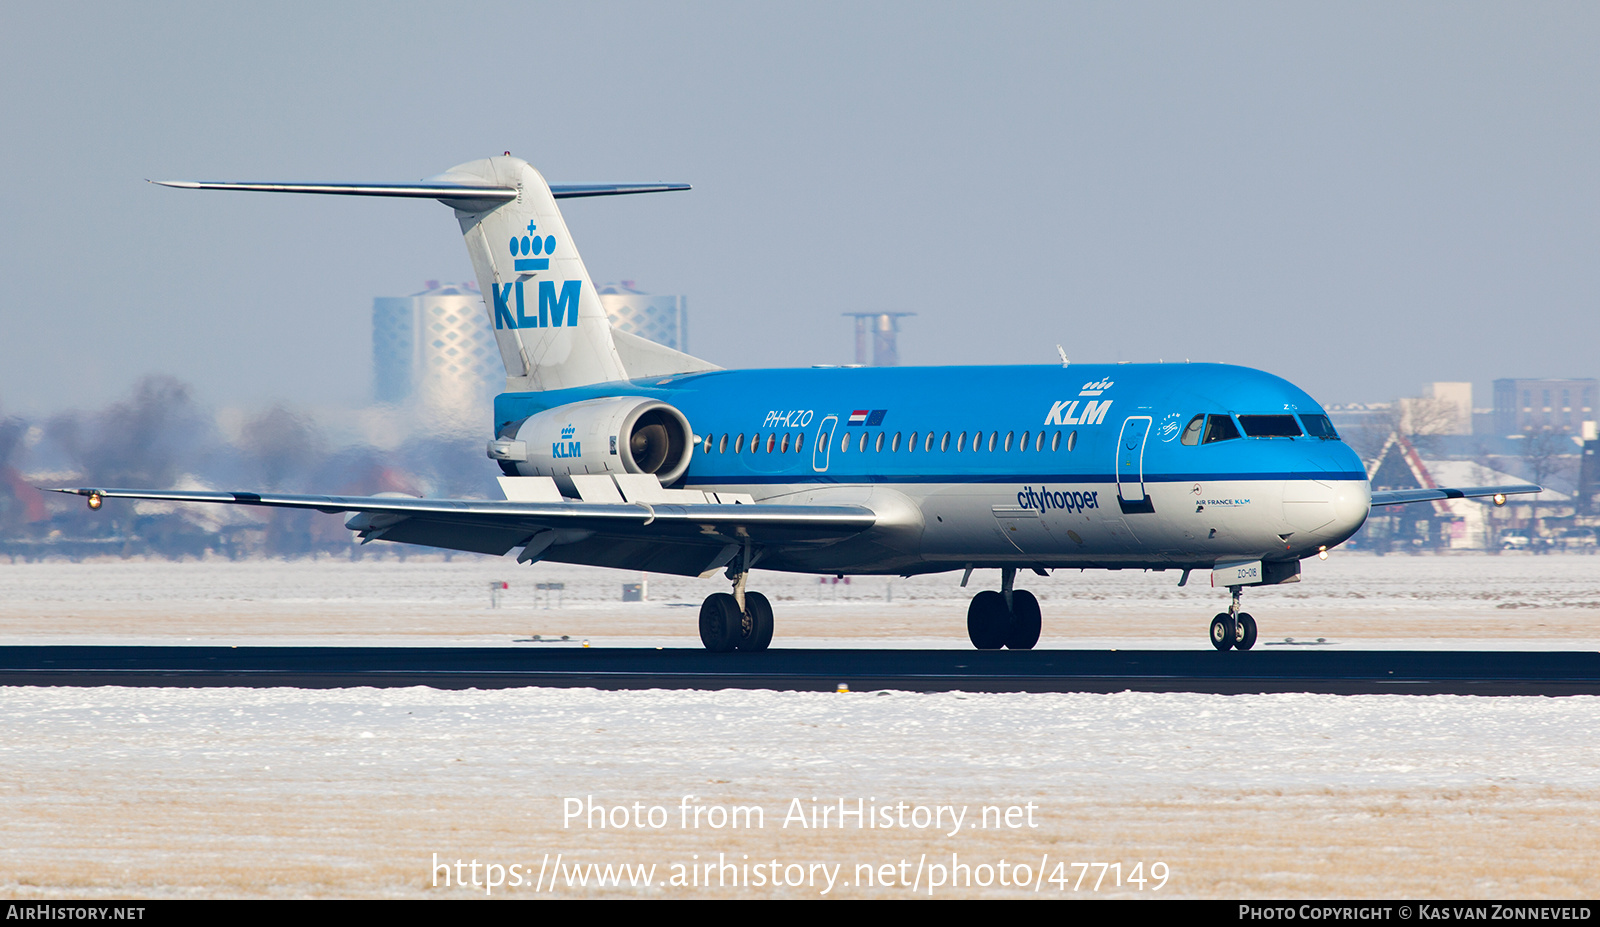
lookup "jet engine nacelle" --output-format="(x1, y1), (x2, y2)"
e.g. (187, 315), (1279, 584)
(488, 397), (694, 495)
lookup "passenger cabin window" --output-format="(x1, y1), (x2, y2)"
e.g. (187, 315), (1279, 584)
(719, 434), (729, 454)
(1300, 414), (1340, 440)
(1180, 415), (1204, 446)
(795, 433), (806, 453)
(1239, 415), (1303, 438)
(1201, 415), (1241, 444)
(734, 434), (745, 453)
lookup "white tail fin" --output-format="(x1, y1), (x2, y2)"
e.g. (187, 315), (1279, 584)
(154, 156), (707, 391)
(442, 156), (627, 390)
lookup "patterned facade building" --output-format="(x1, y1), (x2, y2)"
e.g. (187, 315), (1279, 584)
(596, 281), (689, 352)
(372, 281), (500, 423)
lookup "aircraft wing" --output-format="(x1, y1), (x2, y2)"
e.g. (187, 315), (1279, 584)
(48, 487), (875, 576)
(1368, 484), (1541, 507)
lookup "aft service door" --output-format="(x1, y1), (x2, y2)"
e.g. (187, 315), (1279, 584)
(812, 415), (837, 472)
(1115, 415), (1154, 513)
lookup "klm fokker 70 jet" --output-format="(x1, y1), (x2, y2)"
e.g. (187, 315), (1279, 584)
(57, 156), (1539, 652)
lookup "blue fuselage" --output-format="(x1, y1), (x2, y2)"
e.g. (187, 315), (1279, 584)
(494, 363), (1371, 575)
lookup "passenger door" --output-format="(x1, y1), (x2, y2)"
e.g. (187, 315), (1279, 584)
(1115, 415), (1155, 513)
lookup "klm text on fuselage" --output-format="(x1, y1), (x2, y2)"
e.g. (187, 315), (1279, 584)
(1044, 399), (1112, 426)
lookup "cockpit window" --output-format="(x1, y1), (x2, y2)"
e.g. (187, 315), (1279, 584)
(1180, 415), (1205, 446)
(1239, 415), (1303, 438)
(1300, 414), (1340, 440)
(1201, 414), (1241, 444)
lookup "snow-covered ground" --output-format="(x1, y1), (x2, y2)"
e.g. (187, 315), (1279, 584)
(2, 549), (1598, 649)
(1, 552), (1597, 898)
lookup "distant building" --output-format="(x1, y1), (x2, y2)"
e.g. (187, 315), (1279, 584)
(1324, 402), (1392, 436)
(1579, 421), (1599, 516)
(373, 281), (500, 422)
(597, 281), (689, 352)
(1361, 433), (1569, 549)
(842, 312), (914, 366)
(1494, 378), (1598, 436)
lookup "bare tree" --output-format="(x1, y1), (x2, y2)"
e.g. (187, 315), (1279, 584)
(241, 405), (324, 491)
(1396, 396), (1462, 457)
(1521, 431), (1577, 532)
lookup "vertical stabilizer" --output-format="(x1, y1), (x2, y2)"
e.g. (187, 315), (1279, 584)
(439, 157), (627, 391)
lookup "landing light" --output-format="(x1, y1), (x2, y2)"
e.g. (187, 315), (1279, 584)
(86, 491), (103, 511)
(1493, 493), (1507, 506)
(1317, 545), (1328, 561)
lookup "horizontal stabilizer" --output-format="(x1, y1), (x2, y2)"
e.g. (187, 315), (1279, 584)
(152, 180), (516, 200)
(549, 183), (691, 199)
(151, 180), (688, 202)
(1368, 484), (1540, 507)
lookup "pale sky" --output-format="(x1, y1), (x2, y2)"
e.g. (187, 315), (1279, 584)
(2, 2), (1596, 416)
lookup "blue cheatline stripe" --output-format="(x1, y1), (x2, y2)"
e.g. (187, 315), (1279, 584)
(513, 258), (550, 271)
(684, 471), (1370, 486)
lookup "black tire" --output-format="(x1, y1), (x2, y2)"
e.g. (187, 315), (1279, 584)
(1235, 612), (1257, 651)
(1006, 589), (1042, 650)
(1209, 613), (1235, 651)
(699, 593), (741, 652)
(738, 591), (775, 652)
(967, 590), (1010, 650)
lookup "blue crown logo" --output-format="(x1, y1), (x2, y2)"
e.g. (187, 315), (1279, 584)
(1079, 379), (1113, 396)
(510, 221), (556, 272)
(560, 424), (576, 439)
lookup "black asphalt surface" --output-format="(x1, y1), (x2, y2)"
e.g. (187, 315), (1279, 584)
(2, 645), (1598, 695)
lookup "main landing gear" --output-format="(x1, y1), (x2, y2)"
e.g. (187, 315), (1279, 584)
(698, 590), (773, 652)
(1208, 584), (1257, 651)
(698, 539), (773, 653)
(966, 567), (1042, 650)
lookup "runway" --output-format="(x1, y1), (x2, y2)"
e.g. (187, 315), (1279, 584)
(3, 645), (1598, 695)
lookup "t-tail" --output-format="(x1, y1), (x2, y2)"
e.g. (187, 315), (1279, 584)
(154, 156), (715, 390)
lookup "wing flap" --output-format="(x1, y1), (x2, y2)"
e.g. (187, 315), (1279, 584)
(49, 487), (876, 547)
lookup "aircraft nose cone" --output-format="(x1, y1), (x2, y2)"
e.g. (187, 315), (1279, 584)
(1325, 480), (1372, 545)
(1284, 448), (1369, 549)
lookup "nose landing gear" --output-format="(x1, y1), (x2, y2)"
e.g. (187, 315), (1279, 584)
(1208, 585), (1257, 651)
(966, 567), (1042, 650)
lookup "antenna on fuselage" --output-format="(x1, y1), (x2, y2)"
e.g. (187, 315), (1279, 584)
(1056, 345), (1069, 367)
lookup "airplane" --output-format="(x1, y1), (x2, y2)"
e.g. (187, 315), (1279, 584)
(53, 155), (1541, 653)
